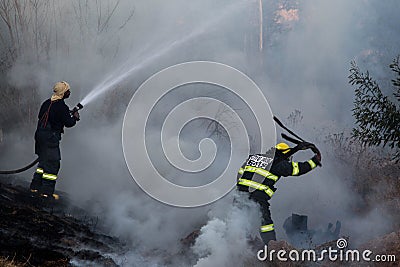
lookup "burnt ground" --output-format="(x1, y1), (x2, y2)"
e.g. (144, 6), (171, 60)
(0, 177), (125, 267)
(1, 172), (399, 267)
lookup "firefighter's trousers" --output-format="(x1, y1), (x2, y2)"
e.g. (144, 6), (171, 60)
(253, 198), (277, 244)
(30, 129), (61, 195)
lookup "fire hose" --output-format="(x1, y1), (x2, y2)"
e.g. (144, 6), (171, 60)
(273, 116), (322, 166)
(0, 158), (39, 174)
(0, 103), (83, 175)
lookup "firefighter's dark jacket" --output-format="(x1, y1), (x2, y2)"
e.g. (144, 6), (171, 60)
(35, 99), (77, 160)
(237, 150), (319, 205)
(38, 99), (76, 133)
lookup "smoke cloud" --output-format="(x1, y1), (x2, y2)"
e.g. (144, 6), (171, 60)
(1, 0), (399, 265)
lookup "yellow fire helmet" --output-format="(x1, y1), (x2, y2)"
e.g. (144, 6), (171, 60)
(275, 142), (290, 154)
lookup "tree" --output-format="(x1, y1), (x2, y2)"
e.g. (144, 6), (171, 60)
(349, 56), (400, 161)
(0, 1), (134, 130)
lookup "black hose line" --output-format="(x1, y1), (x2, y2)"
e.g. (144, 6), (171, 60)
(281, 133), (302, 145)
(273, 116), (305, 142)
(274, 116), (322, 166)
(0, 158), (39, 174)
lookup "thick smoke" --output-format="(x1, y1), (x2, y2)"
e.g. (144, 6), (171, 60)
(191, 192), (260, 267)
(1, 0), (399, 266)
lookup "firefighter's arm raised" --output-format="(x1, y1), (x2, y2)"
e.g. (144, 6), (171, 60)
(274, 156), (320, 177)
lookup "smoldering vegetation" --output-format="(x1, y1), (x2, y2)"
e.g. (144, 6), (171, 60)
(0, 0), (399, 266)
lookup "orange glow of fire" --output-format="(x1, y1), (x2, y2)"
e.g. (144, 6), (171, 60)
(275, 9), (299, 24)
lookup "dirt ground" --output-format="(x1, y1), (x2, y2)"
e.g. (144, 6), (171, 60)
(1, 173), (399, 267)
(0, 178), (124, 267)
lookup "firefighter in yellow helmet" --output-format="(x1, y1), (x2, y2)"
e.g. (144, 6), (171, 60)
(237, 142), (321, 245)
(30, 81), (80, 198)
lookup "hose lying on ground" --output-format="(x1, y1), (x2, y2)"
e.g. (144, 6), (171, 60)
(0, 158), (39, 174)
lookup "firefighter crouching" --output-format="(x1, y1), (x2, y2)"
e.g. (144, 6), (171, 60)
(237, 142), (321, 244)
(30, 81), (80, 198)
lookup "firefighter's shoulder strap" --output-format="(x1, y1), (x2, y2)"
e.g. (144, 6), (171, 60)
(39, 101), (53, 129)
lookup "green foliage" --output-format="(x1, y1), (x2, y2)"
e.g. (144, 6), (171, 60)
(390, 56), (400, 101)
(349, 56), (400, 161)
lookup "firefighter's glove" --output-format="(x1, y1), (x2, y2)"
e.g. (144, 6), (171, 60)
(314, 151), (322, 164)
(311, 146), (322, 166)
(73, 110), (80, 121)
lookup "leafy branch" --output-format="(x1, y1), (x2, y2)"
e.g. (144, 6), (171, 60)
(349, 56), (400, 161)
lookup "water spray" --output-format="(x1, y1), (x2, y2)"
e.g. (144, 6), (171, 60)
(79, 1), (246, 106)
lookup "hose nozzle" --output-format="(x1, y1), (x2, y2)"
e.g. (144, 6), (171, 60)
(70, 103), (84, 118)
(71, 103), (83, 113)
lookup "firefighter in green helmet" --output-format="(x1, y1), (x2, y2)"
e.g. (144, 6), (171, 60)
(237, 142), (321, 244)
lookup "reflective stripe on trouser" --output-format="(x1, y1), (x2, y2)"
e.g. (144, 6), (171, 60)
(31, 131), (61, 195)
(237, 178), (274, 197)
(40, 160), (60, 195)
(260, 224), (274, 232)
(259, 201), (276, 243)
(36, 168), (44, 174)
(292, 162), (299, 175)
(42, 173), (57, 180)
